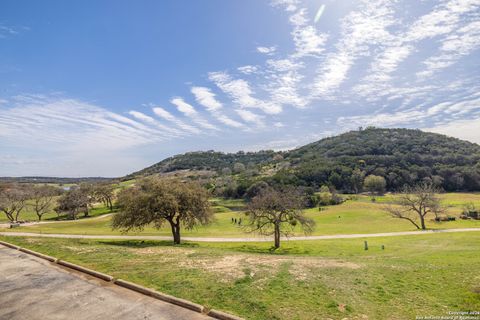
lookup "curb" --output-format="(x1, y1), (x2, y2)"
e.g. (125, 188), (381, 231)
(19, 247), (57, 262)
(208, 309), (245, 320)
(0, 240), (244, 320)
(0, 240), (20, 250)
(114, 279), (205, 313)
(57, 260), (114, 282)
(113, 278), (155, 296)
(151, 290), (205, 313)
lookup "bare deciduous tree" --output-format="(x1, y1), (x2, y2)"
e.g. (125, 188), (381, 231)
(0, 184), (31, 222)
(112, 177), (213, 244)
(30, 185), (61, 221)
(245, 187), (315, 249)
(384, 183), (444, 230)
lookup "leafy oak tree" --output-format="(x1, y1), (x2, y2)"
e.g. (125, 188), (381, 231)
(92, 183), (115, 211)
(55, 185), (93, 220)
(112, 177), (213, 244)
(364, 175), (387, 196)
(244, 187), (315, 249)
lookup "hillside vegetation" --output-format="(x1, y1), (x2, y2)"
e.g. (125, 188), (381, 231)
(283, 128), (480, 191)
(125, 128), (480, 195)
(126, 150), (277, 177)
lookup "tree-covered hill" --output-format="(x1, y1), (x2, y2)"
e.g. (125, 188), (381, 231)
(281, 128), (480, 192)
(127, 128), (480, 193)
(126, 150), (278, 178)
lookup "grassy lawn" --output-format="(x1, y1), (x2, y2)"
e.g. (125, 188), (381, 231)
(0, 204), (114, 223)
(353, 192), (480, 207)
(2, 193), (480, 237)
(2, 232), (479, 320)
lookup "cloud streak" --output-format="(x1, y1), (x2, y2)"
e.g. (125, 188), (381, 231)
(191, 86), (245, 128)
(152, 106), (201, 134)
(170, 97), (219, 130)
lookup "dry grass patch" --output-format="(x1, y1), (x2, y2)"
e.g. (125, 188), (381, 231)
(134, 247), (196, 256)
(180, 253), (360, 282)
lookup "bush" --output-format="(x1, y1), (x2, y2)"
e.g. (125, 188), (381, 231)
(314, 185), (345, 207)
(462, 203), (479, 219)
(364, 175), (386, 195)
(434, 216), (456, 222)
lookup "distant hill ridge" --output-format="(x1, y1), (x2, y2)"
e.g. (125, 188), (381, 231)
(0, 177), (112, 184)
(128, 128), (480, 192)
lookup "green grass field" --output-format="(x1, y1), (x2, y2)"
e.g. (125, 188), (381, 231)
(2, 232), (479, 320)
(2, 193), (480, 237)
(0, 203), (115, 223)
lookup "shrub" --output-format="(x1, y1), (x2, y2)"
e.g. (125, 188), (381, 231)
(462, 203), (479, 219)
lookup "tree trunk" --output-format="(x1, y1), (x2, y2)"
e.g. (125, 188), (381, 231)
(4, 211), (14, 222)
(168, 220), (181, 245)
(420, 215), (426, 230)
(274, 223), (281, 249)
(14, 210), (21, 222)
(173, 227), (181, 245)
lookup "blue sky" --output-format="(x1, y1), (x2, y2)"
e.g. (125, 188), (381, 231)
(1, 0), (479, 177)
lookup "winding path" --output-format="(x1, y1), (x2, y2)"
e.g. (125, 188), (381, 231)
(1, 227), (480, 242)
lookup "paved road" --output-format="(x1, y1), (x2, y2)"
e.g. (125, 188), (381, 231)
(1, 227), (480, 242)
(0, 246), (211, 320)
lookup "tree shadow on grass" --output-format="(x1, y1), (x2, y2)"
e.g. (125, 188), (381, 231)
(98, 239), (199, 248)
(98, 239), (312, 256)
(231, 244), (311, 256)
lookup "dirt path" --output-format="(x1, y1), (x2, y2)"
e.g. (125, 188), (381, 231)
(0, 246), (211, 320)
(1, 227), (479, 242)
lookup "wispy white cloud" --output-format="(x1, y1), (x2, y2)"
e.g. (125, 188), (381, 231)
(405, 0), (478, 42)
(203, 0), (479, 135)
(417, 20), (480, 78)
(128, 110), (156, 124)
(0, 24), (28, 38)
(191, 86), (245, 128)
(355, 0), (480, 100)
(152, 106), (201, 134)
(0, 95), (165, 152)
(277, 3), (328, 58)
(209, 71), (282, 114)
(128, 110), (182, 136)
(237, 65), (259, 75)
(170, 97), (219, 130)
(337, 95), (480, 130)
(312, 0), (396, 98)
(190, 87), (222, 112)
(235, 109), (265, 127)
(257, 46), (277, 55)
